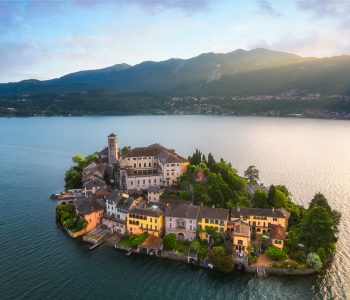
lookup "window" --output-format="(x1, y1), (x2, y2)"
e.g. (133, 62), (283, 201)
(139, 163), (141, 167)
(154, 179), (156, 183)
(205, 218), (209, 223)
(131, 181), (133, 186)
(149, 179), (151, 183)
(238, 240), (243, 245)
(220, 220), (224, 226)
(155, 219), (157, 223)
(150, 224), (153, 230)
(273, 217), (277, 221)
(169, 223), (172, 228)
(150, 218), (152, 222)
(143, 180), (145, 184)
(134, 164), (136, 168)
(149, 163), (151, 167)
(155, 225), (157, 231)
(137, 180), (140, 185)
(154, 163), (157, 167)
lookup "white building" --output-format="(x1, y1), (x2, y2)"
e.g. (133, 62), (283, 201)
(147, 186), (164, 202)
(165, 203), (200, 241)
(104, 191), (142, 234)
(119, 143), (189, 191)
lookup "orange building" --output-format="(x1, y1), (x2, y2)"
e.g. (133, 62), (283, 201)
(73, 198), (104, 237)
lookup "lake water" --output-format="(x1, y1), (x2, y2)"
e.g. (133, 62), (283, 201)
(0, 116), (349, 300)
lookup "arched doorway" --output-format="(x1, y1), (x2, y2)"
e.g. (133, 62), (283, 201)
(177, 232), (185, 241)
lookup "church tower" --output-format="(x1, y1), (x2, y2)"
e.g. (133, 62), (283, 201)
(108, 133), (118, 165)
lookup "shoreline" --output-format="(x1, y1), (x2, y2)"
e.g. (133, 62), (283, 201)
(108, 237), (318, 277)
(1, 113), (350, 121)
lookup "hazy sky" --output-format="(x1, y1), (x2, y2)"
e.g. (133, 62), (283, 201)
(0, 0), (349, 82)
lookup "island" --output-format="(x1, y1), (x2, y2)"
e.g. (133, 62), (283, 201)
(53, 133), (341, 276)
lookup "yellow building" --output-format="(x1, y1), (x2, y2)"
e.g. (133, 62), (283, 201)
(198, 207), (229, 241)
(229, 220), (251, 254)
(127, 208), (164, 237)
(231, 207), (289, 235)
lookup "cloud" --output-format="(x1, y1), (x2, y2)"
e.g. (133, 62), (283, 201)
(249, 28), (350, 58)
(296, 0), (350, 17)
(257, 0), (281, 17)
(73, 0), (208, 15)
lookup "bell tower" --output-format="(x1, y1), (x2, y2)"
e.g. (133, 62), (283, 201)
(108, 133), (118, 165)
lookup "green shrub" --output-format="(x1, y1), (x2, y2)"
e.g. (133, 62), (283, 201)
(289, 250), (307, 264)
(307, 252), (322, 270)
(248, 254), (258, 265)
(317, 247), (327, 265)
(190, 240), (200, 249)
(265, 245), (287, 260)
(163, 233), (177, 250)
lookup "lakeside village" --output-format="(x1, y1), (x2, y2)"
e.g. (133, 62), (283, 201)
(53, 133), (341, 277)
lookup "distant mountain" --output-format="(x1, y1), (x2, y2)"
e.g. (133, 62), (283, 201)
(1, 48), (350, 96)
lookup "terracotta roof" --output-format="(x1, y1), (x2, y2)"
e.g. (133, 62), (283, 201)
(165, 203), (200, 220)
(199, 207), (229, 221)
(140, 235), (163, 250)
(231, 207), (285, 219)
(270, 225), (286, 240)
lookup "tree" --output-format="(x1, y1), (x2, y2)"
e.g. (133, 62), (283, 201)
(179, 190), (191, 201)
(120, 146), (130, 156)
(207, 152), (216, 171)
(317, 247), (327, 265)
(188, 149), (203, 165)
(72, 154), (84, 166)
(273, 189), (287, 208)
(208, 246), (234, 273)
(253, 189), (268, 208)
(309, 193), (341, 235)
(244, 165), (259, 185)
(267, 185), (276, 207)
(265, 245), (287, 260)
(64, 167), (82, 189)
(306, 252), (322, 270)
(286, 227), (301, 250)
(163, 233), (177, 250)
(301, 205), (335, 253)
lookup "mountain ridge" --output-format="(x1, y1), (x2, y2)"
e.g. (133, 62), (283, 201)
(1, 48), (350, 96)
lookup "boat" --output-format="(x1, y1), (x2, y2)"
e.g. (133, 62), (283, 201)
(49, 194), (60, 200)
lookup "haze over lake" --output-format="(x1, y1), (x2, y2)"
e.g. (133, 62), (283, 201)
(0, 116), (349, 299)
